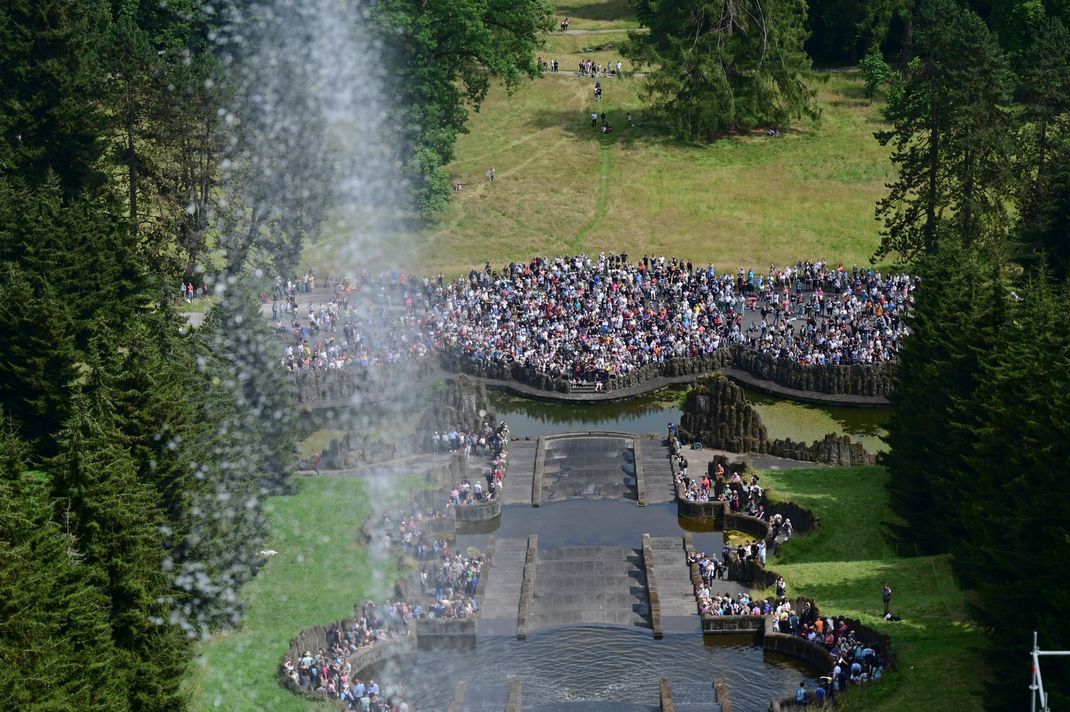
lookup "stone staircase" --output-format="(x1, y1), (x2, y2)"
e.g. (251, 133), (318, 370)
(478, 538), (529, 636)
(670, 681), (722, 712)
(502, 439), (538, 505)
(646, 536), (698, 618)
(639, 439), (676, 504)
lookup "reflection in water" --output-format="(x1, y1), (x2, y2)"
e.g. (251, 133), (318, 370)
(367, 627), (817, 711)
(743, 389), (889, 453)
(489, 389), (686, 438)
(488, 386), (890, 453)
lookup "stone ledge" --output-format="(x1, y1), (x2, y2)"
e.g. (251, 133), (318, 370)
(516, 534), (538, 639)
(643, 533), (663, 639)
(506, 679), (522, 712)
(634, 438), (647, 507)
(659, 678), (675, 712)
(532, 438), (545, 508)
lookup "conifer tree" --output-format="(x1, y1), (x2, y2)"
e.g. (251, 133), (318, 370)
(0, 417), (126, 710)
(882, 244), (1005, 552)
(954, 270), (1070, 710)
(50, 391), (188, 710)
(624, 0), (819, 140)
(874, 0), (1014, 260)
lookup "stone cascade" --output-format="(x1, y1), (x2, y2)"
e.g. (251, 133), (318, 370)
(529, 546), (650, 631)
(501, 439), (538, 506)
(476, 537), (529, 637)
(638, 438), (676, 504)
(646, 536), (699, 619)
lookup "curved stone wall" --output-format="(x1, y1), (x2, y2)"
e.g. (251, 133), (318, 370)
(279, 628), (417, 697)
(294, 345), (897, 408)
(453, 498), (501, 522)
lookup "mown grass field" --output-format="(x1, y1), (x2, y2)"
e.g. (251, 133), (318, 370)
(302, 28), (893, 277)
(186, 477), (412, 711)
(756, 467), (985, 711)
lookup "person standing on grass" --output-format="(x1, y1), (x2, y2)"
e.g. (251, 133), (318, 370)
(882, 583), (892, 617)
(487, 166), (496, 182)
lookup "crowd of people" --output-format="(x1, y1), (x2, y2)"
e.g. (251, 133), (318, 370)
(281, 600), (415, 709)
(275, 256), (914, 386)
(786, 607), (888, 707)
(442, 422), (510, 507)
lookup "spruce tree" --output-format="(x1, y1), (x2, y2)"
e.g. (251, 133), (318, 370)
(874, 0), (1014, 260)
(624, 0), (819, 140)
(0, 417), (126, 710)
(0, 265), (80, 458)
(955, 270), (1070, 710)
(49, 391), (189, 710)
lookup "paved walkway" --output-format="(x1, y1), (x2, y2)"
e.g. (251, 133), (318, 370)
(478, 537), (528, 636)
(502, 440), (538, 505)
(647, 536), (696, 618)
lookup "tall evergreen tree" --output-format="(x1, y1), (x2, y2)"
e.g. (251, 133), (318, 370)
(49, 391), (189, 710)
(882, 244), (1005, 552)
(1015, 18), (1070, 278)
(953, 270), (1070, 710)
(0, 0), (111, 198)
(0, 265), (80, 458)
(0, 417), (126, 710)
(623, 0), (819, 140)
(874, 0), (1014, 261)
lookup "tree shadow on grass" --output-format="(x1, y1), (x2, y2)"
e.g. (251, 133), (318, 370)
(555, 0), (635, 24)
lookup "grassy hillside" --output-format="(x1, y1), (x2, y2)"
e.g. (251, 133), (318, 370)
(303, 36), (893, 277)
(757, 467), (985, 712)
(186, 477), (410, 711)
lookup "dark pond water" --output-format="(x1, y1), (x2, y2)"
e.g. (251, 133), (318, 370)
(365, 626), (817, 712)
(488, 387), (890, 452)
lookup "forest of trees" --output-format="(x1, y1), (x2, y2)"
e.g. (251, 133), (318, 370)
(873, 0), (1070, 708)
(1, 0), (1068, 709)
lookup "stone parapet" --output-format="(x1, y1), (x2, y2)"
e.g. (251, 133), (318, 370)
(516, 534), (538, 639)
(642, 534), (663, 639)
(453, 498), (501, 522)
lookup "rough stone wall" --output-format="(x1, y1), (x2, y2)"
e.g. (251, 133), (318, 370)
(679, 376), (768, 452)
(767, 434), (877, 466)
(416, 375), (495, 439)
(680, 376), (876, 464)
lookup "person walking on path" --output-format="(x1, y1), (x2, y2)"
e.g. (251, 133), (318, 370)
(487, 166), (496, 182)
(882, 583), (892, 617)
(312, 452), (321, 475)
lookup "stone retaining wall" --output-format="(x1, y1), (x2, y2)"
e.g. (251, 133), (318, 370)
(295, 345), (896, 407)
(453, 498), (502, 522)
(414, 617), (477, 640)
(280, 629), (417, 699)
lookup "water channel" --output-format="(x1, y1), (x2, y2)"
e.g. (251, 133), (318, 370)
(368, 626), (814, 711)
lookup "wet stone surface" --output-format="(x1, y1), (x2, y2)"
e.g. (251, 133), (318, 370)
(542, 436), (635, 501)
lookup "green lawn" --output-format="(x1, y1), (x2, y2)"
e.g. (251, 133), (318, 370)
(302, 69), (893, 278)
(757, 467), (985, 712)
(552, 0), (640, 31)
(186, 477), (411, 711)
